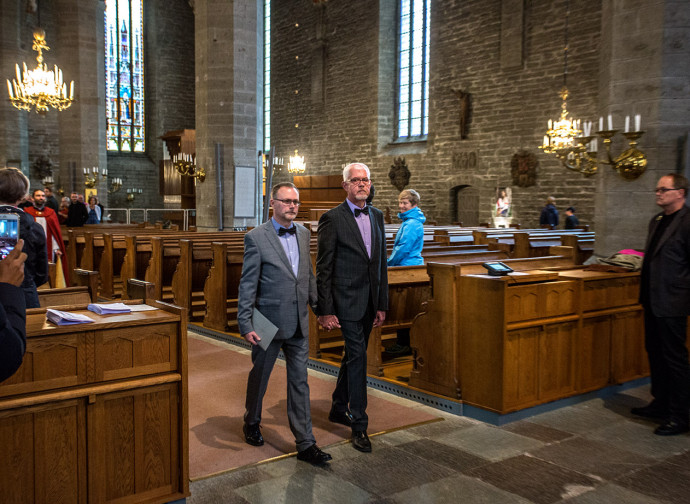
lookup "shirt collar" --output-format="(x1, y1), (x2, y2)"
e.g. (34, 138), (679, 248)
(346, 198), (367, 215)
(271, 217), (295, 235)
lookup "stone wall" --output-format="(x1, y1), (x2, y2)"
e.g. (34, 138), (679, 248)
(270, 0), (602, 228)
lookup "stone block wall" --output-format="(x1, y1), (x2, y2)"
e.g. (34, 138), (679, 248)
(270, 0), (602, 228)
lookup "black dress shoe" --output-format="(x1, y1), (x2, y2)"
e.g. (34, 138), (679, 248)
(296, 444), (332, 465)
(654, 420), (689, 436)
(631, 402), (668, 420)
(328, 409), (353, 427)
(352, 430), (372, 452)
(243, 423), (264, 446)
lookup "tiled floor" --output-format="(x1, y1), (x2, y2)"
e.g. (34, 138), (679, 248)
(188, 376), (690, 503)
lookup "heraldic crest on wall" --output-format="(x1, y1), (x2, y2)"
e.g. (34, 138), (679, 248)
(389, 156), (410, 191)
(511, 150), (538, 187)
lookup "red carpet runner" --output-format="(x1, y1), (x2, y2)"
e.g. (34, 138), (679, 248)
(188, 335), (440, 479)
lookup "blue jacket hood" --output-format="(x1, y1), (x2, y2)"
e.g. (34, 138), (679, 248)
(397, 205), (426, 224)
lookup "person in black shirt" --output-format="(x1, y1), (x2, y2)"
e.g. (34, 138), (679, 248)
(65, 192), (88, 227)
(564, 207), (580, 229)
(633, 173), (690, 436)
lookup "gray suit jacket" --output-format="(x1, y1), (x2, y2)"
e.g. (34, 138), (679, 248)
(641, 205), (690, 317)
(316, 201), (388, 321)
(237, 221), (317, 339)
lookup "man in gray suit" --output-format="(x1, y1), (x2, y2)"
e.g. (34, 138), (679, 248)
(633, 173), (690, 436)
(317, 163), (388, 452)
(238, 182), (332, 465)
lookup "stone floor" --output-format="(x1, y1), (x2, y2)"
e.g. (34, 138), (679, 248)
(188, 381), (690, 504)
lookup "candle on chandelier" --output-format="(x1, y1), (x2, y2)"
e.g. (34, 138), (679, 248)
(635, 114), (641, 131)
(607, 114), (613, 130)
(599, 117), (603, 132)
(543, 135), (549, 147)
(624, 116), (630, 133)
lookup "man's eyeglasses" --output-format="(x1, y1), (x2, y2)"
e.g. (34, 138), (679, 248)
(274, 198), (301, 206)
(347, 177), (370, 185)
(655, 187), (681, 194)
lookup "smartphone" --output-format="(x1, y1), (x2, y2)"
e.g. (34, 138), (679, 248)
(0, 213), (20, 260)
(482, 261), (514, 276)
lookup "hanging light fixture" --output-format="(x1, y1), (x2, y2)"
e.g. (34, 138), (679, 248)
(287, 149), (306, 174)
(539, 0), (647, 179)
(6, 28), (74, 114)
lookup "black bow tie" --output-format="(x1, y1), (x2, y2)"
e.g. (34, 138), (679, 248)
(278, 226), (296, 236)
(354, 206), (369, 217)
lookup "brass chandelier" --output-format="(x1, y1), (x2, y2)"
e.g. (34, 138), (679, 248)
(539, 0), (647, 179)
(6, 28), (74, 114)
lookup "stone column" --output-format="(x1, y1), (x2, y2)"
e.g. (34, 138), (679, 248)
(593, 0), (690, 256)
(194, 0), (263, 230)
(0, 0), (29, 171)
(55, 0), (106, 197)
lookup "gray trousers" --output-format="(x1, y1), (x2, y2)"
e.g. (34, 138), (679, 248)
(244, 328), (316, 451)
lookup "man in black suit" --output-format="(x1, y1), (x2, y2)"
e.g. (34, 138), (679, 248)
(633, 173), (690, 436)
(316, 163), (388, 452)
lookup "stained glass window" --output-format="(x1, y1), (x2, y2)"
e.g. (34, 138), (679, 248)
(264, 0), (271, 153)
(105, 0), (145, 152)
(397, 0), (430, 139)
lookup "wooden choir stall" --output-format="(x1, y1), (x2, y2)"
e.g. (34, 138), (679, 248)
(410, 259), (648, 415)
(0, 300), (189, 504)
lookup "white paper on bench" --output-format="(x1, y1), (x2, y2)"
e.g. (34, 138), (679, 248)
(46, 309), (96, 326)
(128, 304), (159, 312)
(87, 303), (132, 314)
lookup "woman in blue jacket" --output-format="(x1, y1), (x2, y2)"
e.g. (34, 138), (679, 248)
(388, 189), (426, 266)
(386, 189), (425, 356)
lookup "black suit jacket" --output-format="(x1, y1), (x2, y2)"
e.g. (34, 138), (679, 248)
(641, 205), (690, 317)
(316, 201), (388, 321)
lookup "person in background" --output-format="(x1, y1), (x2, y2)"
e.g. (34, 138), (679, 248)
(57, 197), (70, 224)
(66, 192), (88, 227)
(43, 187), (59, 212)
(539, 196), (559, 228)
(238, 182), (331, 466)
(0, 239), (28, 383)
(0, 168), (48, 308)
(633, 173), (690, 436)
(386, 189), (426, 356)
(86, 195), (101, 224)
(564, 207), (580, 229)
(317, 162), (388, 453)
(25, 189), (69, 284)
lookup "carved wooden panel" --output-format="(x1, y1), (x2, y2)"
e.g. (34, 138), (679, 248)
(539, 322), (577, 402)
(506, 281), (576, 323)
(0, 333), (88, 398)
(89, 383), (179, 504)
(579, 316), (613, 392)
(0, 399), (87, 504)
(95, 323), (177, 382)
(582, 276), (640, 312)
(611, 309), (648, 383)
(504, 326), (539, 409)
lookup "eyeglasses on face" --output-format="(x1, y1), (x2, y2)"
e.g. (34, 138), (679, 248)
(655, 187), (681, 194)
(273, 198), (301, 206)
(347, 177), (370, 185)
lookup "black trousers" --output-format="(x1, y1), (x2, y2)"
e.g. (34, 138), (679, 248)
(644, 309), (690, 424)
(331, 301), (375, 432)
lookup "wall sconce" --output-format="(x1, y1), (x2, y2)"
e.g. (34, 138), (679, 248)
(100, 167), (108, 179)
(108, 177), (122, 194)
(172, 153), (206, 182)
(41, 175), (54, 188)
(126, 188), (142, 202)
(83, 166), (98, 188)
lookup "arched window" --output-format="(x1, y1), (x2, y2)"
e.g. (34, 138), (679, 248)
(105, 0), (145, 152)
(397, 0), (430, 140)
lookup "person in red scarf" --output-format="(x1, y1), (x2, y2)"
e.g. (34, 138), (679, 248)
(24, 189), (69, 285)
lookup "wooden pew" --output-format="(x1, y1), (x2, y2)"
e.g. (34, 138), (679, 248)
(38, 286), (92, 307)
(203, 242), (245, 331)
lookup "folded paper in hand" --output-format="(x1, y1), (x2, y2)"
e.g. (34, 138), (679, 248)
(87, 303), (132, 315)
(253, 308), (278, 351)
(46, 309), (95, 326)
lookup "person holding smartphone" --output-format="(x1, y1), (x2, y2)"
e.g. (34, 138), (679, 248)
(0, 239), (28, 382)
(0, 168), (48, 307)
